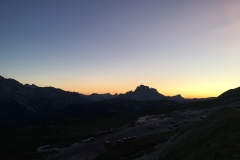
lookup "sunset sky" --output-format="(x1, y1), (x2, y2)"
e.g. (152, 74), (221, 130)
(1, 0), (240, 98)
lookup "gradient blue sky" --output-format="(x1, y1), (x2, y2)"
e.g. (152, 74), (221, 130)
(1, 0), (240, 98)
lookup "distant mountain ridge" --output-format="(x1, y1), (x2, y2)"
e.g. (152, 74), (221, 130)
(168, 94), (185, 102)
(0, 75), (89, 115)
(118, 84), (190, 102)
(0, 75), (214, 104)
(0, 75), (181, 129)
(1, 75), (238, 130)
(118, 85), (215, 102)
(83, 93), (118, 101)
(118, 85), (166, 101)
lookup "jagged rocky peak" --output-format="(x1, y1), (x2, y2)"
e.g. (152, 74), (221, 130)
(169, 94), (185, 102)
(135, 84), (150, 91)
(173, 94), (183, 98)
(135, 84), (159, 93)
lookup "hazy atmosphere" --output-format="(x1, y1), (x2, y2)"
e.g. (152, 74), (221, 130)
(1, 0), (240, 98)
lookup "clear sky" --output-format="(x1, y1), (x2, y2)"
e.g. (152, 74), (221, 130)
(1, 0), (240, 98)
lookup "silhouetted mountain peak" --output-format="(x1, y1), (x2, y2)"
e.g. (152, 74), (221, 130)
(135, 85), (162, 94)
(173, 94), (183, 98)
(169, 94), (184, 102)
(135, 84), (150, 91)
(118, 85), (165, 101)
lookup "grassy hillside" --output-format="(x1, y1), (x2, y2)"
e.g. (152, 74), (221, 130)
(93, 107), (240, 160)
(0, 117), (133, 160)
(217, 87), (240, 100)
(0, 99), (234, 160)
(159, 107), (240, 160)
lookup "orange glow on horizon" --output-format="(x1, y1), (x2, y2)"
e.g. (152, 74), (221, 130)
(62, 85), (222, 99)
(21, 78), (238, 99)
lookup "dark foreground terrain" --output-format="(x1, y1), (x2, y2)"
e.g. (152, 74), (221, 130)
(1, 76), (240, 160)
(1, 99), (240, 160)
(46, 101), (240, 160)
(159, 106), (240, 160)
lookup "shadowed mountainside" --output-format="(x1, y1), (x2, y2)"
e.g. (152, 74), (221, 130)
(217, 87), (240, 100)
(0, 76), (89, 111)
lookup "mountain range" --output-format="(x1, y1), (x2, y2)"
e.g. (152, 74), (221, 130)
(0, 75), (214, 104)
(1, 75), (238, 129)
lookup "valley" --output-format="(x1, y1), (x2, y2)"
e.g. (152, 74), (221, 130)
(45, 101), (240, 160)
